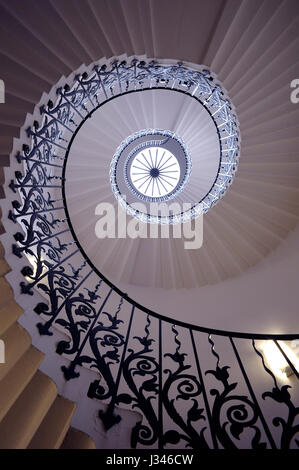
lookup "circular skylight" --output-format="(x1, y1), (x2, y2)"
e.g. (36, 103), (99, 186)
(110, 129), (193, 221)
(105, 63), (240, 226)
(129, 147), (181, 199)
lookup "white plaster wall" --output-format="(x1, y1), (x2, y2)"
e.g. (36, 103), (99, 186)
(119, 221), (299, 335)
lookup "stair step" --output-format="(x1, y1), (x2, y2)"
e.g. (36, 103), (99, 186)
(0, 259), (10, 277)
(28, 396), (76, 449)
(0, 277), (13, 309)
(0, 135), (13, 156)
(0, 299), (23, 336)
(0, 322), (31, 381)
(60, 428), (96, 450)
(0, 346), (44, 421)
(0, 370), (57, 449)
(0, 241), (5, 258)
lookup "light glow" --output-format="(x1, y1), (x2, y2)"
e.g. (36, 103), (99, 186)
(130, 147), (181, 198)
(262, 340), (299, 381)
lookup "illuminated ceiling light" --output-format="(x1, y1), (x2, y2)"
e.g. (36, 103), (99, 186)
(262, 340), (299, 380)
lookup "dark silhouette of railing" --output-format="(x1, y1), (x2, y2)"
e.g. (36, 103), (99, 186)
(8, 58), (298, 449)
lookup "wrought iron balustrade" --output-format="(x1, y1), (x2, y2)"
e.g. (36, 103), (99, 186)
(6, 57), (299, 449)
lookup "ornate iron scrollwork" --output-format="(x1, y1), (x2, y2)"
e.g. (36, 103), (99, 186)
(7, 57), (298, 449)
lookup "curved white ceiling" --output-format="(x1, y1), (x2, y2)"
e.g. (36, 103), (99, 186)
(63, 68), (299, 290)
(66, 88), (220, 203)
(65, 87), (222, 288)
(2, 0), (299, 296)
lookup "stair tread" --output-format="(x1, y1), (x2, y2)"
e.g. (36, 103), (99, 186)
(0, 322), (31, 381)
(60, 427), (96, 450)
(0, 346), (44, 422)
(0, 370), (57, 449)
(28, 396), (76, 449)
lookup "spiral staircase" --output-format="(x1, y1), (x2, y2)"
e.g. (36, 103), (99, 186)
(0, 0), (299, 450)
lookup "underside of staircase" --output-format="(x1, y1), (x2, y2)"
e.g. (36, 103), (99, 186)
(0, 0), (299, 450)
